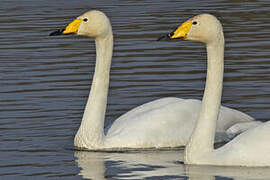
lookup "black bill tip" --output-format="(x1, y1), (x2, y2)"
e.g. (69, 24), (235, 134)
(49, 28), (65, 36)
(157, 30), (176, 41)
(157, 34), (171, 41)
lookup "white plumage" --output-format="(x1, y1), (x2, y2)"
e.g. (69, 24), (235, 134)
(52, 10), (258, 151)
(166, 13), (270, 167)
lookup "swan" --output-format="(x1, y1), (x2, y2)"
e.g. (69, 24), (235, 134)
(50, 10), (258, 150)
(163, 14), (270, 167)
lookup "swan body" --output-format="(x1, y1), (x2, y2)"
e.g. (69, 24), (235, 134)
(166, 14), (270, 166)
(105, 98), (253, 148)
(51, 10), (257, 150)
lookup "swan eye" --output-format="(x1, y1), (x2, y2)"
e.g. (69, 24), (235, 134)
(83, 18), (88, 22)
(192, 21), (197, 25)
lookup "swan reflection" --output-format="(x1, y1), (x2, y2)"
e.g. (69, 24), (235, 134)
(75, 149), (185, 179)
(74, 149), (270, 179)
(185, 165), (270, 180)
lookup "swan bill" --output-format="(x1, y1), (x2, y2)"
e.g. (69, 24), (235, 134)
(171, 21), (192, 39)
(157, 34), (171, 41)
(49, 19), (83, 36)
(49, 29), (65, 36)
(63, 19), (83, 34)
(158, 21), (192, 40)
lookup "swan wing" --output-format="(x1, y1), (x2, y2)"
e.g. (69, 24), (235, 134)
(105, 97), (255, 148)
(226, 121), (263, 139)
(217, 105), (254, 131)
(214, 121), (270, 166)
(106, 97), (192, 147)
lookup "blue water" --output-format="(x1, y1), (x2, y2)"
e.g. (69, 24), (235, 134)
(1, 0), (270, 179)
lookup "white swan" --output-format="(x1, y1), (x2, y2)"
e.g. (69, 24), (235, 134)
(50, 10), (258, 150)
(165, 14), (270, 167)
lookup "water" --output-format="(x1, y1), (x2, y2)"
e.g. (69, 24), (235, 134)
(1, 0), (270, 179)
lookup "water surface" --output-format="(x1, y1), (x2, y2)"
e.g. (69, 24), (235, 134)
(1, 0), (270, 179)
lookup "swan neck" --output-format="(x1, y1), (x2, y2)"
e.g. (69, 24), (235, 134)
(185, 37), (224, 162)
(75, 30), (113, 148)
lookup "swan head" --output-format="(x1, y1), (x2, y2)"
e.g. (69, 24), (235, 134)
(159, 14), (224, 44)
(50, 10), (112, 39)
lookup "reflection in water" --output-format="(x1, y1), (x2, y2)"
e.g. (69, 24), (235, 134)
(185, 165), (270, 180)
(75, 151), (106, 180)
(75, 150), (270, 180)
(75, 150), (185, 179)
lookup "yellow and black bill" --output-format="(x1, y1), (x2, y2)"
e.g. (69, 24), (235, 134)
(49, 19), (83, 36)
(157, 21), (192, 41)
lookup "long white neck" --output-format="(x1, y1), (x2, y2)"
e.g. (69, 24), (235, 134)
(74, 30), (113, 148)
(185, 34), (224, 163)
